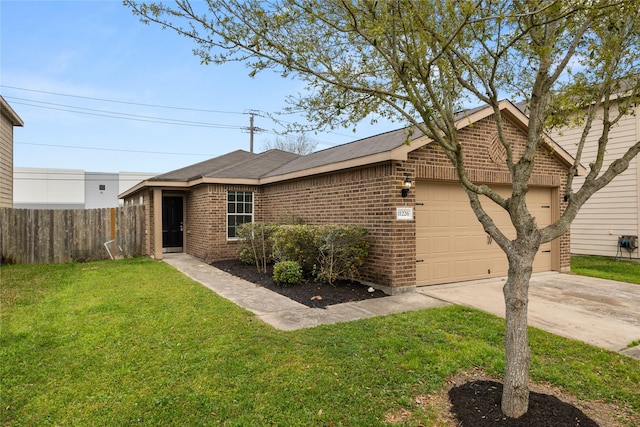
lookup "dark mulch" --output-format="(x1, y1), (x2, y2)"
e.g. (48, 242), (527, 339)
(449, 380), (599, 426)
(211, 259), (387, 309)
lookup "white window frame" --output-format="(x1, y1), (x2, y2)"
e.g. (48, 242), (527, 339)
(227, 190), (254, 240)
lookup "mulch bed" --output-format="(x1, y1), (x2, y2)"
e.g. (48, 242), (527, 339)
(211, 259), (387, 309)
(448, 380), (599, 426)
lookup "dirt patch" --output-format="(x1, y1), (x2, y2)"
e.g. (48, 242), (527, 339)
(211, 259), (387, 309)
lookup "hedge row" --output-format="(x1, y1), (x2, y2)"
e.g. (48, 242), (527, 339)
(236, 223), (369, 285)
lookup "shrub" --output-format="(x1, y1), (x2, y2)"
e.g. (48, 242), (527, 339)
(272, 225), (320, 272)
(237, 222), (278, 273)
(277, 211), (305, 225)
(315, 225), (369, 285)
(273, 260), (303, 286)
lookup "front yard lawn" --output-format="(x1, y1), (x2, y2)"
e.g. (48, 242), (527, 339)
(571, 255), (640, 284)
(2, 258), (639, 426)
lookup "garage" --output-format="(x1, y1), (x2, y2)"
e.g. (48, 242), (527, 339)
(415, 182), (553, 286)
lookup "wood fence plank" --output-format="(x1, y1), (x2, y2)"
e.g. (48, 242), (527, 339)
(0, 206), (146, 264)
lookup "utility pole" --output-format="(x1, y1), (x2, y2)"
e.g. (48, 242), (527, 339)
(249, 113), (255, 154)
(244, 110), (264, 153)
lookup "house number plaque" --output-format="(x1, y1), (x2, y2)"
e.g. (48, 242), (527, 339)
(396, 207), (414, 221)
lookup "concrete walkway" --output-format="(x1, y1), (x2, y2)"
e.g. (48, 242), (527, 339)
(162, 253), (448, 331)
(163, 253), (640, 359)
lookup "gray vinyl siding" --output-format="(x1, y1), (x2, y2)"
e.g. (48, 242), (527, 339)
(0, 112), (14, 208)
(551, 104), (639, 259)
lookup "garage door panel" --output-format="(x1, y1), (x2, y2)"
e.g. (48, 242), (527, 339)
(415, 209), (428, 224)
(453, 212), (470, 227)
(433, 186), (450, 201)
(416, 182), (554, 285)
(416, 237), (430, 254)
(451, 189), (469, 202)
(488, 253), (509, 276)
(433, 237), (450, 253)
(432, 213), (450, 227)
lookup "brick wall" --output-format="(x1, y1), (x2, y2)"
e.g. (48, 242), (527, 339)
(185, 183), (260, 261)
(124, 111), (572, 287)
(259, 163), (413, 289)
(259, 114), (571, 289)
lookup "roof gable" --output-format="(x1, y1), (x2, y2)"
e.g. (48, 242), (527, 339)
(1, 96), (24, 127)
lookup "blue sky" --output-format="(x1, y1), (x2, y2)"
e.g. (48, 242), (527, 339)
(1, 0), (397, 174)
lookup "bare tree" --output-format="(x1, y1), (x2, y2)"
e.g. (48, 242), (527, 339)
(125, 0), (640, 417)
(262, 134), (318, 155)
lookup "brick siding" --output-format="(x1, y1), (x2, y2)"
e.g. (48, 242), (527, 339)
(124, 112), (571, 289)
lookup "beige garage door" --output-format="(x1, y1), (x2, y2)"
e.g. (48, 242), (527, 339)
(415, 182), (552, 286)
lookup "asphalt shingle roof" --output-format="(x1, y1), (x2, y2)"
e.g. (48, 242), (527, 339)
(206, 149), (301, 179)
(148, 127), (423, 183)
(147, 103), (512, 184)
(263, 127), (423, 178)
(149, 149), (302, 181)
(150, 150), (257, 181)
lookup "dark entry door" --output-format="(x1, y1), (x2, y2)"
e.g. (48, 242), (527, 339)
(162, 196), (183, 251)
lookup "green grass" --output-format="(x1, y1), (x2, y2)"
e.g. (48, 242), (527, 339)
(2, 258), (639, 426)
(571, 255), (640, 284)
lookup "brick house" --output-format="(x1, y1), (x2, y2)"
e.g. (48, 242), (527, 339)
(120, 100), (576, 294)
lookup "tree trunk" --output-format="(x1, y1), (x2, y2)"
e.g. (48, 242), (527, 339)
(501, 244), (537, 418)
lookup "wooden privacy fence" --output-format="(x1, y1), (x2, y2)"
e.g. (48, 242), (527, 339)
(0, 206), (146, 264)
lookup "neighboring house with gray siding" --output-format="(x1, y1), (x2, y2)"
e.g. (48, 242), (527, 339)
(1, 96), (24, 208)
(549, 99), (640, 260)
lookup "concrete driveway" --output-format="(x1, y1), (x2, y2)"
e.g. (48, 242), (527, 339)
(419, 272), (640, 358)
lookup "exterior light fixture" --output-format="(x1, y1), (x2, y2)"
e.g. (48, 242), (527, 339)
(401, 177), (412, 197)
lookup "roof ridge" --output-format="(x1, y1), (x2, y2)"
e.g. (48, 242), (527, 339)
(151, 149), (254, 181)
(203, 148), (301, 178)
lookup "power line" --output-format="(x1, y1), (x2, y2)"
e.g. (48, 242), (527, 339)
(5, 97), (249, 129)
(15, 141), (216, 156)
(1, 84), (245, 115)
(1, 84), (360, 141)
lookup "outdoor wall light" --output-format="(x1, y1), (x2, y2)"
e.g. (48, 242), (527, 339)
(401, 177), (412, 197)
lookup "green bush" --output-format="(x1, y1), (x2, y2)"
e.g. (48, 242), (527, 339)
(315, 225), (369, 284)
(272, 225), (320, 272)
(239, 223), (369, 284)
(272, 260), (303, 286)
(237, 222), (278, 273)
(277, 211), (305, 225)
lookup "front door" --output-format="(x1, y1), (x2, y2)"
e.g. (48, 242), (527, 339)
(162, 196), (183, 252)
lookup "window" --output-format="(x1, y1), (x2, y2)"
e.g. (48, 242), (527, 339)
(99, 184), (106, 191)
(227, 191), (253, 239)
